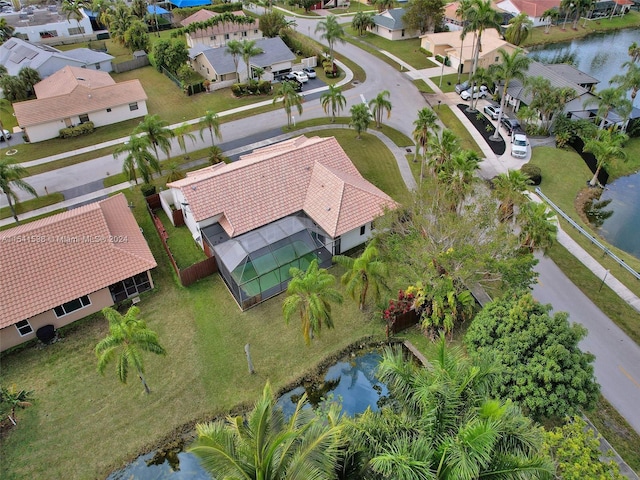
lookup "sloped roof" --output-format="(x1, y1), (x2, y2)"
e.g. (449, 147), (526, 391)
(0, 38), (81, 76)
(13, 66), (147, 127)
(373, 8), (407, 30)
(502, 0), (560, 17)
(544, 63), (600, 85)
(0, 194), (157, 328)
(61, 48), (114, 65)
(168, 136), (396, 238)
(181, 9), (259, 35)
(506, 60), (588, 105)
(170, 0), (210, 7)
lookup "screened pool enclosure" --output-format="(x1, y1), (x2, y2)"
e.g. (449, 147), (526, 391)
(211, 216), (332, 309)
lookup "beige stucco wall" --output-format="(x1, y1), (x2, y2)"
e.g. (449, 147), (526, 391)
(0, 288), (114, 352)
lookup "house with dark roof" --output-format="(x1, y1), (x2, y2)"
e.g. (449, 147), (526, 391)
(163, 136), (396, 309)
(180, 9), (261, 49)
(0, 194), (157, 352)
(13, 66), (147, 142)
(0, 38), (114, 78)
(369, 8), (419, 40)
(188, 36), (295, 89)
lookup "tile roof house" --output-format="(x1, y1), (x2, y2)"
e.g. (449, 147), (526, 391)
(180, 9), (261, 49)
(188, 36), (295, 87)
(0, 38), (114, 78)
(163, 136), (396, 308)
(13, 66), (148, 143)
(0, 194), (157, 352)
(369, 8), (420, 40)
(496, 0), (560, 26)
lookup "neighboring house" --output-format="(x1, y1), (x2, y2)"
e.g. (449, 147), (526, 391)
(369, 8), (419, 40)
(0, 194), (157, 352)
(163, 135), (396, 309)
(3, 5), (93, 43)
(496, 0), (561, 27)
(146, 4), (172, 24)
(13, 66), (147, 143)
(188, 36), (295, 88)
(443, 2), (464, 30)
(544, 63), (599, 91)
(169, 0), (211, 7)
(0, 38), (113, 78)
(421, 28), (518, 74)
(180, 9), (261, 49)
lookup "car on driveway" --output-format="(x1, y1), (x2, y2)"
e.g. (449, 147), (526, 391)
(282, 79), (302, 92)
(483, 104), (501, 120)
(290, 71), (309, 83)
(0, 129), (12, 141)
(500, 117), (521, 136)
(455, 81), (470, 94)
(302, 67), (317, 79)
(511, 132), (529, 158)
(460, 85), (488, 100)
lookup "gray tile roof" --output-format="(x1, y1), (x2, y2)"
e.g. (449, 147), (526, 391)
(506, 60), (589, 105)
(62, 48), (114, 64)
(373, 8), (406, 31)
(544, 63), (600, 86)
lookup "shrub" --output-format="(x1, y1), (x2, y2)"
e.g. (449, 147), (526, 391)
(140, 184), (156, 197)
(257, 80), (272, 94)
(521, 164), (542, 185)
(59, 121), (95, 138)
(419, 48), (433, 57)
(231, 81), (271, 97)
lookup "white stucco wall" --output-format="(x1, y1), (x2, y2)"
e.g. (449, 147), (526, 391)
(186, 28), (262, 49)
(335, 222), (373, 254)
(14, 14), (93, 43)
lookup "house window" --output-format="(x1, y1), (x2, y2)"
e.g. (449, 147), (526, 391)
(106, 108), (112, 112)
(360, 225), (366, 236)
(129, 102), (139, 111)
(68, 26), (85, 35)
(242, 31), (247, 37)
(95, 63), (101, 70)
(54, 295), (91, 318)
(225, 33), (230, 40)
(254, 29), (258, 34)
(15, 33), (28, 40)
(495, 56), (499, 61)
(109, 273), (152, 303)
(15, 320), (33, 337)
(39, 30), (58, 39)
(79, 114), (89, 123)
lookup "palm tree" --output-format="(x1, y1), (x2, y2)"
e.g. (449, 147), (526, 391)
(18, 67), (41, 97)
(0, 159), (37, 224)
(413, 107), (440, 181)
(428, 129), (460, 174)
(164, 162), (185, 183)
(492, 169), (532, 222)
(240, 39), (263, 82)
(0, 384), (34, 425)
(349, 103), (372, 139)
(106, 1), (133, 45)
(208, 145), (227, 165)
(225, 39), (243, 82)
(315, 15), (345, 65)
(368, 90), (392, 129)
(0, 17), (15, 43)
(114, 134), (160, 184)
(174, 122), (196, 159)
(352, 11), (375, 36)
(489, 48), (531, 141)
(542, 8), (559, 34)
(583, 129), (628, 187)
(438, 149), (481, 212)
(199, 110), (222, 147)
(190, 382), (342, 478)
(560, 0), (575, 30)
(455, 0), (473, 83)
(518, 201), (557, 253)
(629, 42), (640, 63)
(504, 13), (533, 45)
(282, 259), (343, 345)
(272, 81), (303, 128)
(611, 61), (640, 106)
(133, 114), (174, 162)
(62, 0), (90, 38)
(583, 86), (631, 129)
(468, 66), (492, 112)
(320, 85), (347, 123)
(91, 0), (113, 29)
(423, 276), (475, 337)
(334, 243), (387, 311)
(573, 0), (594, 29)
(95, 306), (166, 395)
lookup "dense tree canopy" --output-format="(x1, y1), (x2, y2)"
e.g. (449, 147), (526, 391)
(402, 0), (445, 34)
(152, 39), (189, 74)
(464, 292), (600, 421)
(259, 10), (289, 37)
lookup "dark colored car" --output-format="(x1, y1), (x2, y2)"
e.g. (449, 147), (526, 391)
(455, 81), (471, 94)
(500, 117), (521, 136)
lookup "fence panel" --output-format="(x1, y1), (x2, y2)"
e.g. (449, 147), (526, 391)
(113, 55), (150, 73)
(179, 257), (218, 286)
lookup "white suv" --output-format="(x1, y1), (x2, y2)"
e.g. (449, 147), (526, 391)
(291, 71), (309, 83)
(460, 85), (488, 100)
(511, 132), (529, 158)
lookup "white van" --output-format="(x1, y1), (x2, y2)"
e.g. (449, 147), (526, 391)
(511, 132), (528, 158)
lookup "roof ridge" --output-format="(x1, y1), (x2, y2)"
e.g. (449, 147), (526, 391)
(0, 203), (101, 237)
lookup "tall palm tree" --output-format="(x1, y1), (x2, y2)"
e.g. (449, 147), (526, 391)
(320, 84), (346, 123)
(315, 15), (345, 65)
(174, 122), (196, 159)
(438, 149), (481, 212)
(283, 259), (343, 345)
(583, 129), (628, 187)
(114, 134), (160, 184)
(208, 145), (227, 165)
(413, 107), (440, 182)
(62, 0), (90, 38)
(0, 159), (37, 224)
(240, 39), (263, 82)
(428, 129), (460, 174)
(95, 306), (166, 395)
(272, 81), (303, 128)
(583, 86), (631, 129)
(492, 169), (532, 222)
(225, 39), (243, 83)
(18, 67), (41, 97)
(504, 13), (533, 45)
(368, 90), (392, 129)
(334, 242), (387, 311)
(190, 382), (343, 478)
(106, 1), (133, 45)
(199, 110), (222, 146)
(0, 17), (15, 43)
(572, 0), (594, 29)
(629, 41), (640, 63)
(560, 0), (575, 29)
(455, 0), (473, 83)
(468, 66), (492, 112)
(349, 103), (372, 139)
(542, 8), (559, 34)
(133, 114), (174, 162)
(611, 61), (640, 106)
(0, 384), (34, 425)
(518, 201), (557, 253)
(489, 48), (530, 140)
(352, 11), (375, 36)
(91, 0), (113, 29)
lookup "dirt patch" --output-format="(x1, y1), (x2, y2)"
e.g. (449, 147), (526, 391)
(574, 186), (603, 225)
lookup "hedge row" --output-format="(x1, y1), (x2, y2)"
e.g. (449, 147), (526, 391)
(231, 80), (272, 96)
(59, 121), (95, 138)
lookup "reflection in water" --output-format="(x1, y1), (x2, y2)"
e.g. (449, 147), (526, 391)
(108, 351), (388, 480)
(583, 192), (614, 228)
(597, 175), (640, 259)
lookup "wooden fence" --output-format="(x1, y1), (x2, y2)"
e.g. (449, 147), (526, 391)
(113, 54), (150, 73)
(387, 309), (420, 336)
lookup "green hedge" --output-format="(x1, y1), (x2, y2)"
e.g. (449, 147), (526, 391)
(173, 2), (243, 17)
(59, 121), (95, 138)
(231, 80), (272, 96)
(419, 47), (433, 57)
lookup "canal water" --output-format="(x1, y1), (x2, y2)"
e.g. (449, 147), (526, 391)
(531, 28), (640, 258)
(108, 350), (388, 479)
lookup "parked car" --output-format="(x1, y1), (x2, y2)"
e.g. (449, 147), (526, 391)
(290, 71), (309, 83)
(302, 67), (317, 79)
(460, 85), (488, 100)
(500, 117), (521, 136)
(282, 79), (302, 92)
(511, 132), (529, 158)
(483, 104), (501, 120)
(455, 81), (470, 94)
(0, 129), (12, 141)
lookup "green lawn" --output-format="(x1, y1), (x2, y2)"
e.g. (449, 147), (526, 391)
(437, 104), (483, 155)
(413, 78), (435, 94)
(433, 73), (465, 93)
(0, 193), (64, 220)
(606, 137), (640, 181)
(156, 209), (208, 269)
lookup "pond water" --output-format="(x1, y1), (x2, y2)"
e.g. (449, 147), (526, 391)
(107, 350), (388, 480)
(595, 176), (640, 258)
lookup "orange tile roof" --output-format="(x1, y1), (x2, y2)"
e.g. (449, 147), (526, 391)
(13, 67), (147, 128)
(0, 194), (157, 328)
(180, 9), (259, 36)
(168, 136), (397, 238)
(508, 0), (560, 17)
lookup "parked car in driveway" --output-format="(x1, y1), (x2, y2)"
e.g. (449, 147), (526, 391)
(511, 132), (529, 158)
(282, 79), (302, 92)
(500, 117), (521, 136)
(483, 104), (501, 120)
(302, 67), (317, 79)
(455, 81), (470, 94)
(290, 71), (308, 83)
(460, 85), (488, 100)
(0, 129), (12, 141)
